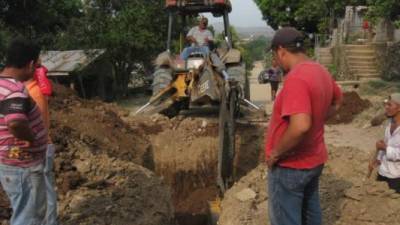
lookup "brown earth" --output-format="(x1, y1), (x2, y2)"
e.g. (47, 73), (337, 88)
(328, 92), (371, 124)
(0, 80), (381, 225)
(219, 145), (400, 225)
(125, 114), (266, 223)
(0, 85), (174, 225)
(0, 84), (267, 225)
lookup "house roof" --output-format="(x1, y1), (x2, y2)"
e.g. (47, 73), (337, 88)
(41, 49), (105, 76)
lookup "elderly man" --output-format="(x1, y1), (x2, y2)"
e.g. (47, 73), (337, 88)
(369, 93), (400, 193)
(0, 38), (48, 225)
(265, 27), (342, 225)
(181, 17), (214, 60)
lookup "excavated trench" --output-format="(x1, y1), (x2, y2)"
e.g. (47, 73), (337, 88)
(145, 117), (266, 225)
(0, 83), (267, 225)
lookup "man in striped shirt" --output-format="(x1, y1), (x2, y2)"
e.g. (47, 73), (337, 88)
(0, 38), (47, 225)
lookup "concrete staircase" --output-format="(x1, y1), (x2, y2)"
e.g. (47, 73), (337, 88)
(316, 47), (333, 67)
(344, 44), (380, 80)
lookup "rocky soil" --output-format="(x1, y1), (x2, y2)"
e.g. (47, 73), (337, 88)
(0, 85), (174, 225)
(219, 146), (400, 225)
(219, 91), (400, 225)
(0, 81), (392, 225)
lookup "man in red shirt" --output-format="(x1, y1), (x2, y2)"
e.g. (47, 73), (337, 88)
(265, 27), (342, 225)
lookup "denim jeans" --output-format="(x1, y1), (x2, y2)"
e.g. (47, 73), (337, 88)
(44, 144), (58, 225)
(0, 162), (46, 225)
(181, 46), (209, 60)
(268, 164), (324, 225)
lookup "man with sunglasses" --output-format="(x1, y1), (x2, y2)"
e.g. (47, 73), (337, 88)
(369, 94), (400, 193)
(181, 17), (214, 60)
(0, 38), (48, 225)
(265, 27), (342, 225)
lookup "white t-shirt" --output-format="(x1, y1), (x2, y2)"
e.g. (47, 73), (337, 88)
(187, 26), (214, 47)
(378, 121), (400, 179)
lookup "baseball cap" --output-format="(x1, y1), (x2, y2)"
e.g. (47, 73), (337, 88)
(386, 93), (400, 104)
(269, 27), (305, 51)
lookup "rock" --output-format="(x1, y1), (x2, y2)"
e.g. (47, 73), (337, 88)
(235, 188), (257, 202)
(390, 193), (400, 199)
(201, 120), (208, 128)
(370, 111), (387, 127)
(344, 188), (363, 201)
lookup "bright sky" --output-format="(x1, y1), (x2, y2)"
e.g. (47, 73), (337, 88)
(206, 0), (267, 27)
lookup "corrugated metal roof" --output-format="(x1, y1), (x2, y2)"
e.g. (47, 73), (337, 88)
(41, 49), (105, 76)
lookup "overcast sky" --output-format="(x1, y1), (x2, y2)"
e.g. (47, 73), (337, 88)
(206, 0), (267, 27)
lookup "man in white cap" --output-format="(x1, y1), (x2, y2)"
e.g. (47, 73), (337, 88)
(369, 93), (400, 193)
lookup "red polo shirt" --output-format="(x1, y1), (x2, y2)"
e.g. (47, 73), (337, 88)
(265, 62), (342, 169)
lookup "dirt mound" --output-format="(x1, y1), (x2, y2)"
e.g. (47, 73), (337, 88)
(0, 83), (267, 225)
(328, 92), (371, 124)
(50, 85), (174, 224)
(219, 146), (400, 225)
(54, 135), (174, 225)
(0, 84), (174, 225)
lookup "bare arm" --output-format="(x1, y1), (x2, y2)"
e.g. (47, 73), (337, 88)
(8, 120), (35, 143)
(186, 36), (197, 45)
(326, 82), (343, 120)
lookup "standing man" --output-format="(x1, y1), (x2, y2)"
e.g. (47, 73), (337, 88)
(0, 38), (48, 225)
(369, 93), (400, 193)
(267, 59), (282, 101)
(181, 17), (214, 60)
(265, 27), (342, 225)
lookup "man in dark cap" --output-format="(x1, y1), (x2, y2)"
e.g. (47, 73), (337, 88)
(0, 38), (48, 225)
(265, 27), (342, 225)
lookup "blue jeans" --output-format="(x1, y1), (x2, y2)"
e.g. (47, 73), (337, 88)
(44, 144), (58, 225)
(268, 165), (324, 225)
(181, 46), (209, 60)
(0, 162), (46, 225)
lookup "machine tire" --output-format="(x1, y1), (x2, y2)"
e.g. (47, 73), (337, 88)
(217, 86), (237, 194)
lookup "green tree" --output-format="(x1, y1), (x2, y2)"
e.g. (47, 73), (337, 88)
(57, 0), (169, 96)
(0, 0), (82, 47)
(366, 0), (400, 23)
(243, 36), (270, 63)
(253, 0), (366, 34)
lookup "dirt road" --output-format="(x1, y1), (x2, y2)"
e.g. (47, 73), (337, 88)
(250, 61), (274, 114)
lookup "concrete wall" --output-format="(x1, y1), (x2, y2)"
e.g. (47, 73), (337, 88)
(394, 30), (400, 42)
(371, 43), (388, 78)
(374, 19), (395, 43)
(332, 45), (357, 80)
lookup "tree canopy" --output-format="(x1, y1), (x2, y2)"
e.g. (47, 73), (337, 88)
(0, 0), (169, 96)
(366, 0), (400, 24)
(56, 0), (168, 95)
(253, 0), (400, 33)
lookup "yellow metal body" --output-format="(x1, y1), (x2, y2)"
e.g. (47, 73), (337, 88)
(208, 198), (221, 225)
(171, 72), (188, 99)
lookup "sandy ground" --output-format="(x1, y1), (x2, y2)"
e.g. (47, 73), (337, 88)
(249, 61), (274, 114)
(218, 61), (400, 225)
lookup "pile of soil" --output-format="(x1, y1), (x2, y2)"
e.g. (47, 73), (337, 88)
(0, 83), (267, 225)
(328, 92), (371, 124)
(0, 84), (174, 225)
(219, 146), (400, 225)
